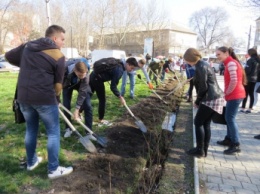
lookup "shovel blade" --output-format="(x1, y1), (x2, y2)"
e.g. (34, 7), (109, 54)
(162, 112), (176, 132)
(79, 136), (97, 153)
(134, 120), (147, 133)
(85, 134), (108, 148)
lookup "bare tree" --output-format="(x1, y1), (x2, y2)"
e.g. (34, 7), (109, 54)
(189, 7), (230, 54)
(110, 0), (139, 48)
(136, 0), (170, 54)
(0, 0), (17, 53)
(225, 0), (260, 11)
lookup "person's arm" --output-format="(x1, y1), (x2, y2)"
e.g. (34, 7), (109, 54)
(5, 44), (26, 66)
(54, 56), (66, 103)
(225, 62), (238, 95)
(195, 66), (208, 106)
(140, 66), (151, 83)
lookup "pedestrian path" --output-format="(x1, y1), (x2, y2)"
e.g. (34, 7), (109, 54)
(196, 75), (260, 194)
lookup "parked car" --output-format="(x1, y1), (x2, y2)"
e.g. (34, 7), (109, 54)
(202, 55), (220, 73)
(0, 55), (20, 71)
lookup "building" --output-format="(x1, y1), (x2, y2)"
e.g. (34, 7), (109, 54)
(90, 23), (197, 57)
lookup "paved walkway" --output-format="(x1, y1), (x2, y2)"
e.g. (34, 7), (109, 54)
(196, 75), (260, 194)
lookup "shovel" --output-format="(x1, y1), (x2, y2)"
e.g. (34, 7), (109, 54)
(137, 74), (168, 104)
(58, 108), (97, 153)
(166, 77), (193, 96)
(123, 102), (147, 133)
(59, 104), (107, 148)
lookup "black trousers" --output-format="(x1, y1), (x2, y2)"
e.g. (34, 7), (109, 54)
(194, 103), (215, 147)
(89, 73), (106, 120)
(242, 82), (256, 109)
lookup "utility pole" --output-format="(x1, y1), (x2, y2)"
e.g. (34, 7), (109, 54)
(45, 0), (51, 26)
(247, 25), (251, 50)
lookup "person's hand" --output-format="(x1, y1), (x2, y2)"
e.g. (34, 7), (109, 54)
(193, 103), (199, 109)
(119, 96), (126, 105)
(73, 109), (81, 121)
(148, 82), (154, 90)
(165, 68), (169, 73)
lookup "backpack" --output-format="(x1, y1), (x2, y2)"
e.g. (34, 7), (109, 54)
(93, 57), (122, 74)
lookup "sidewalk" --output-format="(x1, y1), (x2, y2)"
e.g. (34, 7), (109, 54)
(196, 75), (260, 194)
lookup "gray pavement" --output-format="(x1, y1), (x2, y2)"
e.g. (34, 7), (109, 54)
(195, 75), (260, 194)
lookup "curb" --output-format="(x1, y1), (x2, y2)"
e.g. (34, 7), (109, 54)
(193, 108), (200, 194)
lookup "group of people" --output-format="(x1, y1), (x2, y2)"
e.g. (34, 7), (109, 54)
(6, 23), (259, 179)
(4, 25), (154, 179)
(184, 46), (260, 158)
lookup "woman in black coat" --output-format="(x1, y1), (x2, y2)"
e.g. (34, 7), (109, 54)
(183, 48), (225, 157)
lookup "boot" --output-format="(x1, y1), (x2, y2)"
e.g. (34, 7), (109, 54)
(204, 143), (209, 157)
(217, 136), (231, 146)
(223, 143), (241, 155)
(186, 147), (204, 158)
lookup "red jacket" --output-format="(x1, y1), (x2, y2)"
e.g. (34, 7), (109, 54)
(224, 56), (245, 101)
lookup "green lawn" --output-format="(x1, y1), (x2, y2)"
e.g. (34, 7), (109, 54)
(0, 71), (152, 193)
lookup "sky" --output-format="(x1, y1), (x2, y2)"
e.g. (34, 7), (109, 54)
(158, 0), (258, 46)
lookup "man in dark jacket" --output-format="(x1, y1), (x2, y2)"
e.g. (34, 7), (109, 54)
(90, 57), (138, 126)
(62, 61), (92, 138)
(5, 25), (73, 179)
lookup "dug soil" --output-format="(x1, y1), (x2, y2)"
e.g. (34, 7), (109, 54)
(36, 76), (195, 194)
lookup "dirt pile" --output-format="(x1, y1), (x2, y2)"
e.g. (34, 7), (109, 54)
(40, 77), (183, 194)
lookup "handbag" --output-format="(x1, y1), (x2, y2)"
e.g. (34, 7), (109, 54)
(13, 86), (25, 124)
(256, 85), (260, 93)
(212, 106), (226, 125)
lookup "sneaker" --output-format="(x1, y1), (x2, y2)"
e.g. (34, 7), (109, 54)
(64, 128), (73, 138)
(223, 143), (241, 155)
(217, 138), (231, 146)
(245, 109), (251, 114)
(98, 120), (112, 127)
(239, 109), (246, 113)
(48, 166), (73, 179)
(254, 134), (260, 139)
(27, 157), (43, 171)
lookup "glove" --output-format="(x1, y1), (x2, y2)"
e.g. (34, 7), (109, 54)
(148, 82), (154, 90)
(165, 68), (169, 73)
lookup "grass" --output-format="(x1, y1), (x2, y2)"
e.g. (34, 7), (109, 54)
(0, 71), (152, 193)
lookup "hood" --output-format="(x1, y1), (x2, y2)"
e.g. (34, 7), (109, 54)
(26, 37), (58, 52)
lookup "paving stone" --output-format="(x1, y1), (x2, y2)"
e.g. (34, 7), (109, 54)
(234, 187), (255, 194)
(219, 184), (235, 192)
(221, 172), (236, 181)
(235, 175), (251, 183)
(241, 182), (259, 192)
(208, 175), (223, 184)
(249, 178), (260, 186)
(221, 178), (242, 188)
(205, 182), (219, 191)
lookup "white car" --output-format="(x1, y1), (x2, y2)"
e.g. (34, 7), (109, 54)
(0, 55), (20, 71)
(202, 55), (220, 73)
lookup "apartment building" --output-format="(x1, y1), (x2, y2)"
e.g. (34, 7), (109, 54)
(91, 23), (197, 57)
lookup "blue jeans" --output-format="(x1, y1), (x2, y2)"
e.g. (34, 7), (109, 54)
(225, 99), (243, 144)
(20, 104), (60, 171)
(62, 88), (92, 130)
(120, 71), (135, 98)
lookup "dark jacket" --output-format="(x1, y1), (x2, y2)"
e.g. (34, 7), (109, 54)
(90, 63), (125, 97)
(5, 38), (65, 105)
(185, 64), (195, 79)
(63, 64), (91, 109)
(245, 56), (259, 82)
(194, 60), (224, 106)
